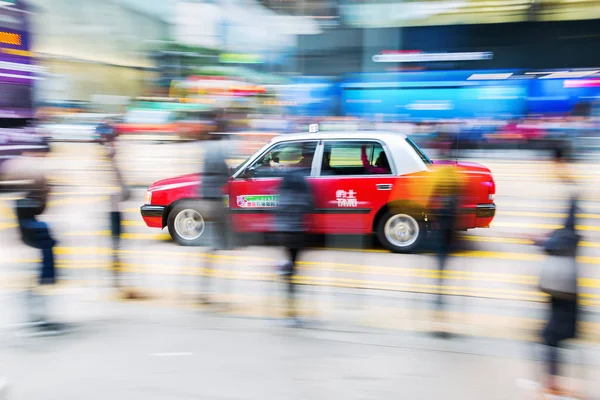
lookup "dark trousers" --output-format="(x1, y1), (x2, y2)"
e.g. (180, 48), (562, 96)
(19, 218), (56, 285)
(40, 247), (56, 285)
(283, 247), (300, 301)
(436, 226), (455, 310)
(542, 297), (578, 377)
(545, 342), (559, 377)
(110, 211), (122, 287)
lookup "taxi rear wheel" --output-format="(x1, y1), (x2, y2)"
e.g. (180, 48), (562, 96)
(167, 203), (206, 246)
(376, 211), (425, 253)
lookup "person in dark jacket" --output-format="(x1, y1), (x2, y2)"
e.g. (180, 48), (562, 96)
(275, 165), (314, 325)
(95, 118), (116, 144)
(429, 164), (462, 338)
(537, 146), (580, 397)
(199, 131), (231, 304)
(9, 151), (61, 332)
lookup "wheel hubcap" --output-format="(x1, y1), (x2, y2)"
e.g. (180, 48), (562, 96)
(174, 209), (205, 241)
(384, 214), (419, 248)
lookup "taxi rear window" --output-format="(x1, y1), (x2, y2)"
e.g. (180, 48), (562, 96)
(405, 137), (432, 164)
(322, 141), (391, 175)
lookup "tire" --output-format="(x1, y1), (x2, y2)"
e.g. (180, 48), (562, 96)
(167, 201), (209, 246)
(376, 211), (426, 253)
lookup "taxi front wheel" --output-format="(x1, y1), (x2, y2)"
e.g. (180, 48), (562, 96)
(377, 212), (425, 253)
(167, 202), (207, 246)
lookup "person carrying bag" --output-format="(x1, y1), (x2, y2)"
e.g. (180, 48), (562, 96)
(535, 187), (582, 397)
(538, 196), (580, 300)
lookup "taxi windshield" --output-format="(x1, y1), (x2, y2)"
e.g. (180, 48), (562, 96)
(406, 137), (432, 164)
(232, 153), (253, 176)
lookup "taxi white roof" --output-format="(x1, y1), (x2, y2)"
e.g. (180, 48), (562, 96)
(237, 130), (428, 177)
(269, 131), (408, 144)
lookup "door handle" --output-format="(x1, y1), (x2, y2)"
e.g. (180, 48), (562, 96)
(376, 184), (393, 191)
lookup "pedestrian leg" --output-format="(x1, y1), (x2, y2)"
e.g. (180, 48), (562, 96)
(111, 236), (121, 289)
(434, 229), (453, 338)
(199, 246), (214, 305)
(110, 211), (121, 289)
(286, 247), (299, 319)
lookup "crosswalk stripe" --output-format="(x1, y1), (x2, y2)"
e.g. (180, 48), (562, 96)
(9, 251), (600, 289)
(497, 211), (600, 219)
(492, 221), (600, 231)
(462, 235), (600, 248)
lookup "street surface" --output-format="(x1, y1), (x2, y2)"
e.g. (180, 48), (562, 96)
(1, 140), (600, 399)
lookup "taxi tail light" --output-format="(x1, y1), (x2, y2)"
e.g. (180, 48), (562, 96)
(486, 178), (496, 201)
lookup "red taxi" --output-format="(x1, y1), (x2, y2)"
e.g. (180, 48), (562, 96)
(141, 131), (496, 252)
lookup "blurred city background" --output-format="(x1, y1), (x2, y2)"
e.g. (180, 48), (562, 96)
(1, 0), (600, 398)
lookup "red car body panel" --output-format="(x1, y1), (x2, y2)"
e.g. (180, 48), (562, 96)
(141, 163), (495, 233)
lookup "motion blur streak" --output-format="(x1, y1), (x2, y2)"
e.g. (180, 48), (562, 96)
(1, 0), (600, 398)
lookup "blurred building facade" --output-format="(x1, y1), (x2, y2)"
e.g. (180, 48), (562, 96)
(295, 19), (600, 76)
(29, 0), (170, 104)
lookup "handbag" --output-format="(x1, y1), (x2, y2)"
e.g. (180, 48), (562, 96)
(538, 195), (580, 299)
(539, 255), (577, 300)
(543, 227), (580, 257)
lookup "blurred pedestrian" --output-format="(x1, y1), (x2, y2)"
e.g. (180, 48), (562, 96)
(103, 136), (135, 299)
(274, 164), (314, 326)
(429, 162), (462, 337)
(4, 142), (63, 333)
(535, 146), (581, 398)
(95, 117), (116, 144)
(198, 126), (231, 305)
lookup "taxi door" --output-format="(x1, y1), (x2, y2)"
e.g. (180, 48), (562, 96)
(310, 140), (396, 234)
(228, 140), (318, 232)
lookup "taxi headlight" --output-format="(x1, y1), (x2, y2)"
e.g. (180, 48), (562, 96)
(144, 191), (152, 204)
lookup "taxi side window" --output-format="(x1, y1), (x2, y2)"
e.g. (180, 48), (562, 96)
(247, 141), (317, 178)
(321, 141), (391, 176)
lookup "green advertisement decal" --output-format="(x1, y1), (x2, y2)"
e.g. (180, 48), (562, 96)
(236, 195), (279, 208)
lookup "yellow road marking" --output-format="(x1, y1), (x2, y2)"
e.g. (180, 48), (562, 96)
(62, 230), (171, 240)
(0, 222), (17, 230)
(122, 232), (171, 240)
(51, 191), (113, 196)
(498, 211), (600, 219)
(0, 204), (14, 219)
(15, 225), (600, 263)
(63, 230), (112, 237)
(492, 221), (600, 232)
(462, 235), (600, 248)
(461, 235), (532, 245)
(499, 202), (600, 211)
(121, 220), (145, 227)
(452, 250), (543, 261)
(47, 196), (109, 207)
(10, 251), (600, 289)
(0, 260), (550, 301)
(493, 172), (599, 179)
(315, 247), (389, 254)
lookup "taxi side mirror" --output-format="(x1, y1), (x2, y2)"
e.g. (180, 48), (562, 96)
(244, 166), (257, 179)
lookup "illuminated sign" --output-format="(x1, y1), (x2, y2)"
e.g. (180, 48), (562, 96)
(219, 53), (262, 64)
(0, 31), (21, 46)
(564, 79), (600, 88)
(373, 51), (493, 63)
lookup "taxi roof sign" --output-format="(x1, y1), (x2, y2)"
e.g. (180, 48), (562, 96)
(309, 123), (319, 133)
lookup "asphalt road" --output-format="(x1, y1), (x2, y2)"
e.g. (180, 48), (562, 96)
(1, 141), (600, 399)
